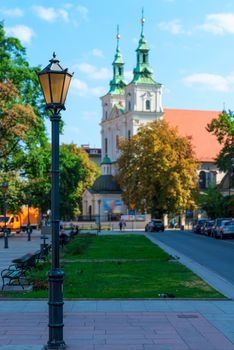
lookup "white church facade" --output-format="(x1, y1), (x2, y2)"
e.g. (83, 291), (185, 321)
(82, 17), (224, 220)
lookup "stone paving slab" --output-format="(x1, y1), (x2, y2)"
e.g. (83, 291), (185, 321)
(0, 311), (234, 350)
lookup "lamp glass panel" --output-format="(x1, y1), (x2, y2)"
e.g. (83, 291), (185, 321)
(50, 73), (64, 104)
(61, 74), (72, 104)
(39, 74), (51, 104)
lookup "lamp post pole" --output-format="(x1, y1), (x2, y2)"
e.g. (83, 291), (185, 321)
(3, 190), (8, 248)
(1, 183), (8, 249)
(26, 191), (31, 241)
(38, 53), (72, 350)
(98, 199), (101, 233)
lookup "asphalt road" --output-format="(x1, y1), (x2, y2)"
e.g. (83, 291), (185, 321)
(148, 229), (234, 285)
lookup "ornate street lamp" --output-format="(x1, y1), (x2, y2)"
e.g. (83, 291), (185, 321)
(0, 182), (9, 249)
(25, 191), (31, 241)
(38, 53), (72, 350)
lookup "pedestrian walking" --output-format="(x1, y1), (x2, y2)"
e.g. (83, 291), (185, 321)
(119, 221), (123, 231)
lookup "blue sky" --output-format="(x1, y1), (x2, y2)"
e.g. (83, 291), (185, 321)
(1, 0), (234, 147)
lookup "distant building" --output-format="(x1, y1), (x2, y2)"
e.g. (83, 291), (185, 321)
(81, 144), (101, 166)
(82, 16), (224, 219)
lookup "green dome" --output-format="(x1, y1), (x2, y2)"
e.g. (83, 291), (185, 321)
(101, 155), (111, 165)
(90, 175), (122, 194)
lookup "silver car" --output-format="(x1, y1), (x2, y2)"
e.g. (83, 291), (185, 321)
(217, 220), (234, 239)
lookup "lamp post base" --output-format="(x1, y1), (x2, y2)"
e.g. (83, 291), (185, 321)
(45, 268), (66, 349)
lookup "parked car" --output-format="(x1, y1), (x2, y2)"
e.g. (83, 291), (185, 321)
(193, 219), (207, 234)
(145, 219), (164, 232)
(203, 220), (215, 236)
(216, 220), (234, 239)
(211, 218), (232, 238)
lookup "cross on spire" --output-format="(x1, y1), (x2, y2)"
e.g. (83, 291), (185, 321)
(141, 7), (145, 36)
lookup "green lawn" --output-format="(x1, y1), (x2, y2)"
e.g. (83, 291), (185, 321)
(0, 234), (226, 299)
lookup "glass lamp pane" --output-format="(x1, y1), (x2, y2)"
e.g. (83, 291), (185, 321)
(50, 73), (64, 104)
(61, 74), (72, 104)
(39, 74), (51, 104)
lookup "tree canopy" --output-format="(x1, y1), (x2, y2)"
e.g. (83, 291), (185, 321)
(207, 110), (234, 174)
(199, 186), (234, 219)
(0, 23), (98, 219)
(116, 120), (199, 217)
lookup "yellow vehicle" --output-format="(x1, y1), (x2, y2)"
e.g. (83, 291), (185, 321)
(0, 206), (40, 234)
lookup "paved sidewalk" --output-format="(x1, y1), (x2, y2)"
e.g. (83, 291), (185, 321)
(1, 300), (234, 349)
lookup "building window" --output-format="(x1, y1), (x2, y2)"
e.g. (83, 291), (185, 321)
(105, 111), (108, 119)
(146, 100), (150, 110)
(143, 54), (146, 63)
(118, 67), (121, 75)
(105, 138), (108, 154)
(128, 130), (131, 140)
(199, 171), (206, 189)
(128, 101), (131, 111)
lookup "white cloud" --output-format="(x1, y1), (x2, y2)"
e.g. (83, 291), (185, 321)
(32, 6), (68, 23)
(198, 13), (234, 35)
(92, 48), (104, 58)
(0, 7), (23, 17)
(70, 78), (105, 97)
(158, 19), (184, 35)
(76, 62), (111, 80)
(76, 5), (88, 21)
(183, 73), (233, 92)
(5, 25), (34, 44)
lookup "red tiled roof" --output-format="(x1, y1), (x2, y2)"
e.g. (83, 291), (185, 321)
(164, 108), (222, 162)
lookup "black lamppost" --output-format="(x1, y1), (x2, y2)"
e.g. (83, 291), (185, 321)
(26, 191), (31, 241)
(0, 182), (9, 249)
(98, 199), (101, 233)
(38, 53), (72, 350)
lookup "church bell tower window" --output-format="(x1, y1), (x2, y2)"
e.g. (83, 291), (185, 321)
(105, 138), (108, 154)
(146, 99), (150, 110)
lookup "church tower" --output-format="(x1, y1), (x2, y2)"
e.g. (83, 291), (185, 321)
(124, 12), (163, 140)
(100, 27), (127, 167)
(83, 15), (164, 218)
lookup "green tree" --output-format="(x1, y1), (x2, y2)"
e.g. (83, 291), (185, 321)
(0, 22), (48, 168)
(199, 186), (226, 219)
(0, 80), (38, 160)
(59, 144), (98, 220)
(0, 22), (49, 213)
(207, 110), (234, 174)
(116, 120), (199, 217)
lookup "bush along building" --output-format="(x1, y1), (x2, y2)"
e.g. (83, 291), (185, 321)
(82, 16), (224, 223)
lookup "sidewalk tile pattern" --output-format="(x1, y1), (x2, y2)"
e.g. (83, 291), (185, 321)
(0, 310), (234, 350)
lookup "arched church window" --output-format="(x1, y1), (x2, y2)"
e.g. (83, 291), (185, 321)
(128, 101), (131, 111)
(118, 67), (121, 75)
(105, 138), (108, 154)
(143, 54), (146, 63)
(128, 130), (131, 140)
(199, 171), (206, 189)
(105, 111), (108, 119)
(88, 205), (92, 220)
(146, 100), (150, 110)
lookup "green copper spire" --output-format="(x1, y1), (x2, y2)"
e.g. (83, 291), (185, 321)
(108, 26), (127, 95)
(131, 13), (156, 85)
